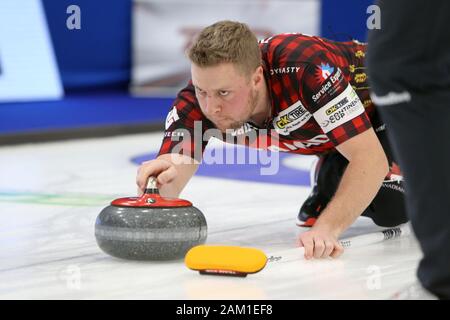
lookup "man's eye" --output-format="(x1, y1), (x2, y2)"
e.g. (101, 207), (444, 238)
(219, 91), (229, 96)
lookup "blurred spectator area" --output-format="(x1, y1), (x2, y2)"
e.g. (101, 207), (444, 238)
(0, 0), (372, 145)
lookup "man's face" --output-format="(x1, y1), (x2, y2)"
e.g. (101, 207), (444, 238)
(191, 62), (259, 133)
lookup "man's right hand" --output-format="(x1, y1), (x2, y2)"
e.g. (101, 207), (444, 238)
(136, 158), (177, 196)
(136, 154), (199, 198)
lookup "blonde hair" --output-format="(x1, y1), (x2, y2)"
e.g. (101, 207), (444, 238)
(188, 20), (261, 76)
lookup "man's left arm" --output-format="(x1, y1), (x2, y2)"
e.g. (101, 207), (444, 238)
(298, 128), (389, 259)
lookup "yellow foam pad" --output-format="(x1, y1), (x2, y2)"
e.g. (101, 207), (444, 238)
(185, 245), (267, 276)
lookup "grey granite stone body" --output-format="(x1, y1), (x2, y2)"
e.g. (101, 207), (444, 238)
(95, 205), (207, 260)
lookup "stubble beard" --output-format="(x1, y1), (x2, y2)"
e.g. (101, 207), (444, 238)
(218, 88), (259, 133)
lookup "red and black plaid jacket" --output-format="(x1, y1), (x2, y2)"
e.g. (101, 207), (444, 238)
(159, 33), (376, 160)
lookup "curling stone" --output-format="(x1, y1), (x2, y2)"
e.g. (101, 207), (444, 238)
(95, 177), (207, 260)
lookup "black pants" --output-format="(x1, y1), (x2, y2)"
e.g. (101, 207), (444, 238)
(367, 0), (450, 299)
(319, 124), (408, 228)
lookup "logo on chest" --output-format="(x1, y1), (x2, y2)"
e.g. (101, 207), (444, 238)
(273, 100), (312, 135)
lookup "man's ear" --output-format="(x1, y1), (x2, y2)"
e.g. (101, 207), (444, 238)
(252, 66), (264, 86)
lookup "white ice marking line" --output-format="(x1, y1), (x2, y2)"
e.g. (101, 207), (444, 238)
(266, 223), (411, 264)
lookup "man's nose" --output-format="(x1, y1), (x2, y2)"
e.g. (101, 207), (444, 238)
(205, 95), (221, 114)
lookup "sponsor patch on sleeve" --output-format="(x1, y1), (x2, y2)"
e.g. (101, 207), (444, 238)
(313, 84), (365, 133)
(165, 106), (180, 130)
(273, 100), (312, 135)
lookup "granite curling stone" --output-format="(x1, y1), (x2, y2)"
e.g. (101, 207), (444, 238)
(95, 177), (207, 260)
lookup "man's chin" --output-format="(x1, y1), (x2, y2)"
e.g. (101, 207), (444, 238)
(215, 122), (244, 133)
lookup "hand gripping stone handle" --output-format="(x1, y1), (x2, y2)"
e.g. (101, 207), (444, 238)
(144, 176), (159, 195)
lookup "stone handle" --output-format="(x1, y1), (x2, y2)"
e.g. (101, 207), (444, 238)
(145, 176), (159, 194)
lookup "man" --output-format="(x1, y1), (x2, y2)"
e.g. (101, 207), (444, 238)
(137, 20), (408, 260)
(367, 0), (450, 299)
